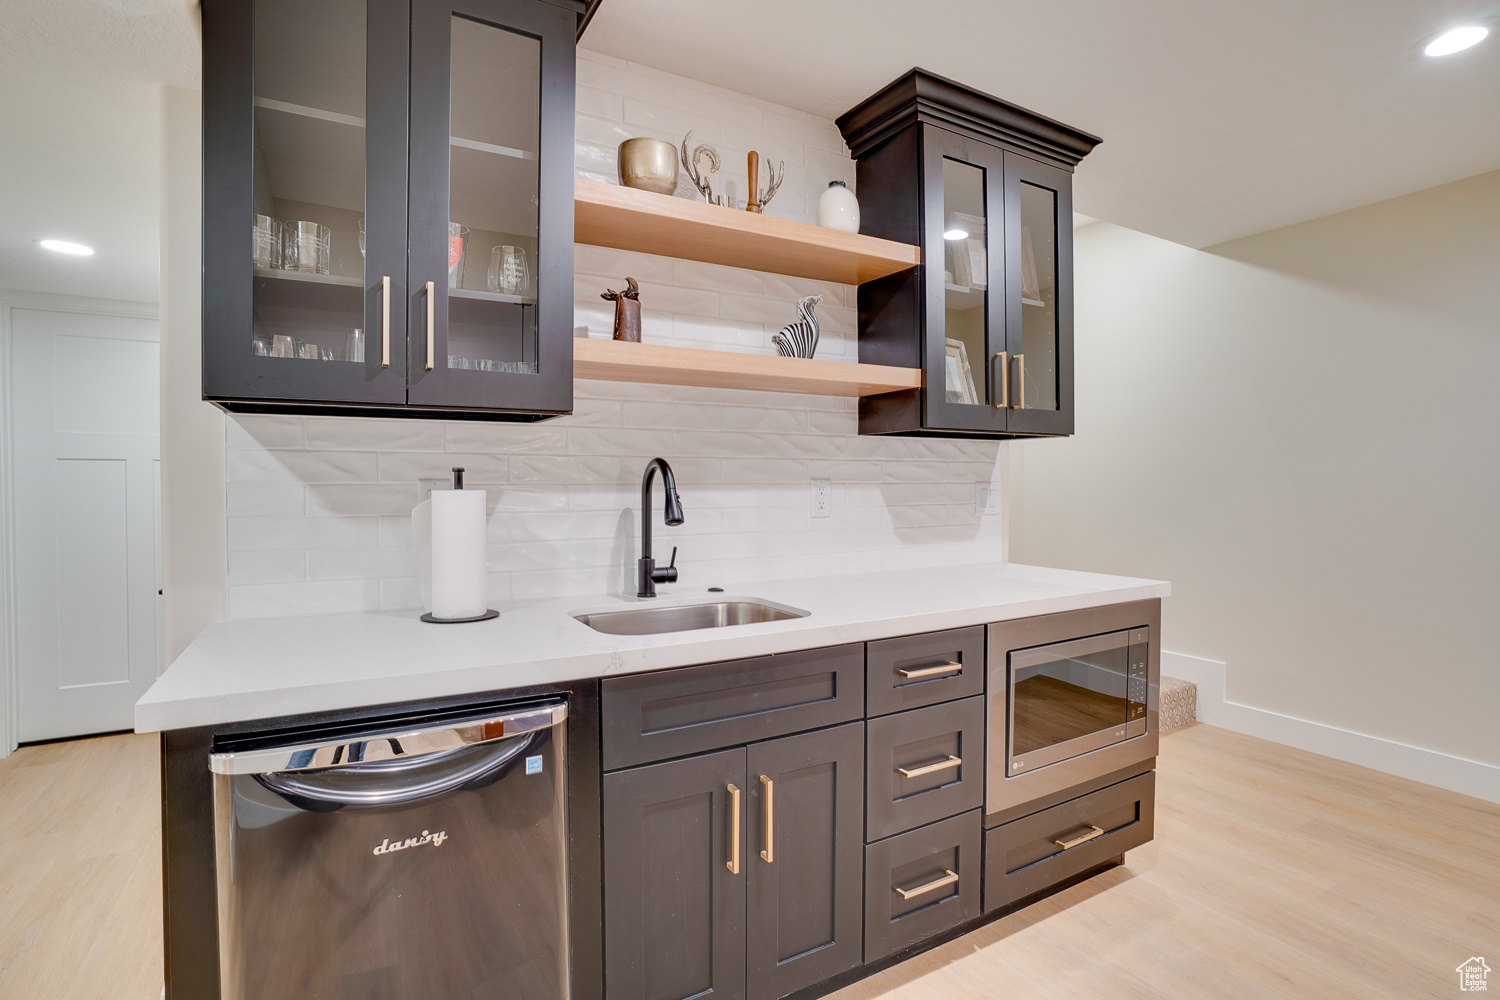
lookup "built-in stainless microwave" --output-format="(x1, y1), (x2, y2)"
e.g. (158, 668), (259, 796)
(987, 600), (1160, 818)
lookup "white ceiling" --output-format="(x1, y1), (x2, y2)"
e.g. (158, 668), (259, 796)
(0, 0), (199, 303)
(582, 0), (1500, 248)
(1, 0), (1495, 307)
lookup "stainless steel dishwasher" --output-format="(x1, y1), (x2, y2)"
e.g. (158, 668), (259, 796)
(209, 698), (569, 1000)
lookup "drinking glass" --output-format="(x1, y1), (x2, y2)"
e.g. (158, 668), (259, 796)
(284, 221), (332, 274)
(487, 245), (530, 296)
(358, 217), (366, 259)
(345, 327), (365, 362)
(298, 341), (320, 359)
(252, 215), (282, 269)
(271, 335), (296, 358)
(448, 223), (469, 288)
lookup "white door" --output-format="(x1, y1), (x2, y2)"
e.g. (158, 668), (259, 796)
(11, 307), (161, 742)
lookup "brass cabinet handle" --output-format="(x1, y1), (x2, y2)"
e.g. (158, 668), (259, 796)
(424, 280), (435, 371)
(1013, 353), (1026, 409)
(990, 351), (1009, 408)
(726, 783), (741, 874)
(759, 775), (774, 863)
(896, 661), (962, 679)
(894, 869), (958, 901)
(380, 275), (390, 368)
(898, 755), (962, 779)
(1054, 825), (1105, 851)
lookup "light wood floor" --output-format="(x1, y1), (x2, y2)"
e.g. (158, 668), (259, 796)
(0, 724), (1494, 999)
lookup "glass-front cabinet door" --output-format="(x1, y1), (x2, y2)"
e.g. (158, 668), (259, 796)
(921, 126), (1009, 435)
(407, 0), (574, 415)
(203, 0), (410, 407)
(1002, 152), (1074, 436)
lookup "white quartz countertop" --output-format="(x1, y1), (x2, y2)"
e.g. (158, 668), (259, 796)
(135, 562), (1169, 733)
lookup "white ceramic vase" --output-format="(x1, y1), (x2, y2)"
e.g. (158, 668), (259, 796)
(817, 180), (860, 234)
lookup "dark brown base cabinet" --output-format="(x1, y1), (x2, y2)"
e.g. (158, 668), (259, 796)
(837, 70), (1101, 439)
(602, 724), (866, 1000)
(596, 616), (1158, 1000)
(201, 0), (584, 421)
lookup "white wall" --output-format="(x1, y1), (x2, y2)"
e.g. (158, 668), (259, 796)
(160, 85), (227, 664)
(1012, 169), (1500, 773)
(222, 52), (1007, 618)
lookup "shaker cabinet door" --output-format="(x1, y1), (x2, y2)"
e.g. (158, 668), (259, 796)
(919, 125), (1011, 435)
(202, 0), (411, 407)
(1001, 151), (1074, 436)
(603, 748), (747, 1000)
(746, 724), (865, 1000)
(406, 0), (575, 415)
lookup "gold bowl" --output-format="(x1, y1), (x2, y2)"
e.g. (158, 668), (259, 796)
(617, 138), (680, 195)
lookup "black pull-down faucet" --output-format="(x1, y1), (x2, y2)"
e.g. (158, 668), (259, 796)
(638, 457), (684, 598)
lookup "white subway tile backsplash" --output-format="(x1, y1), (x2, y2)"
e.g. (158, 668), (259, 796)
(305, 417), (445, 453)
(227, 448), (378, 485)
(223, 58), (1008, 619)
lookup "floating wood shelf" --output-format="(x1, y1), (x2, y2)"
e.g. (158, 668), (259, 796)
(573, 338), (921, 397)
(574, 178), (921, 285)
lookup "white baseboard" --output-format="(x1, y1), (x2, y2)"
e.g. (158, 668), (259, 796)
(1162, 650), (1499, 804)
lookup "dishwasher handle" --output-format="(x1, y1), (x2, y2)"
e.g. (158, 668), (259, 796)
(209, 700), (566, 776)
(256, 732), (537, 808)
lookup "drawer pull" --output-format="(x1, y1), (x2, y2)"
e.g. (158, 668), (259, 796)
(727, 783), (741, 874)
(759, 775), (774, 864)
(1054, 825), (1105, 851)
(898, 754), (962, 779)
(896, 661), (962, 679)
(894, 869), (959, 901)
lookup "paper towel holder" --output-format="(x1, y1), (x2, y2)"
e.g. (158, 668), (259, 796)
(420, 466), (499, 624)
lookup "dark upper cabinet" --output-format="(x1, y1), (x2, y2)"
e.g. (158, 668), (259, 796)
(201, 0), (581, 420)
(837, 70), (1099, 439)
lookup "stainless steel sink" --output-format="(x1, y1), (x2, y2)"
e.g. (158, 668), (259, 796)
(572, 599), (809, 636)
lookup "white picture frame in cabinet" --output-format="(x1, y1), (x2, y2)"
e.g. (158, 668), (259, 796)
(945, 338), (978, 405)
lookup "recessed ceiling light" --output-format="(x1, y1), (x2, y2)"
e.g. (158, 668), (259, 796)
(943, 228), (969, 241)
(37, 239), (95, 256)
(1424, 25), (1489, 57)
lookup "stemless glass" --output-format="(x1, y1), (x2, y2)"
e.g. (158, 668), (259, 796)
(284, 221), (332, 274)
(448, 223), (470, 288)
(487, 245), (530, 296)
(252, 215), (282, 269)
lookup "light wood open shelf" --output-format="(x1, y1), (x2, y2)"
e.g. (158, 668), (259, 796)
(574, 178), (921, 285)
(573, 338), (921, 397)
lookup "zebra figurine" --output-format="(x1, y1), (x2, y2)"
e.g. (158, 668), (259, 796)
(773, 295), (822, 359)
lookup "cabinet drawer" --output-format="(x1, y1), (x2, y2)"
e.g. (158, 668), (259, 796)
(602, 644), (864, 770)
(864, 810), (982, 962)
(866, 697), (984, 841)
(983, 770), (1155, 912)
(866, 626), (984, 716)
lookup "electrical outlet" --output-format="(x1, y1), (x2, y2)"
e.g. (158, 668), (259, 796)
(976, 481), (1001, 516)
(811, 479), (832, 518)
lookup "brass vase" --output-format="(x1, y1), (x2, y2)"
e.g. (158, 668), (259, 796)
(617, 138), (680, 195)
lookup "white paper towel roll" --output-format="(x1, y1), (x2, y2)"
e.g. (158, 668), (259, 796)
(422, 488), (488, 620)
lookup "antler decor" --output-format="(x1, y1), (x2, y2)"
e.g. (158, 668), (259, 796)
(745, 150), (785, 214)
(680, 131), (722, 205)
(601, 277), (642, 342)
